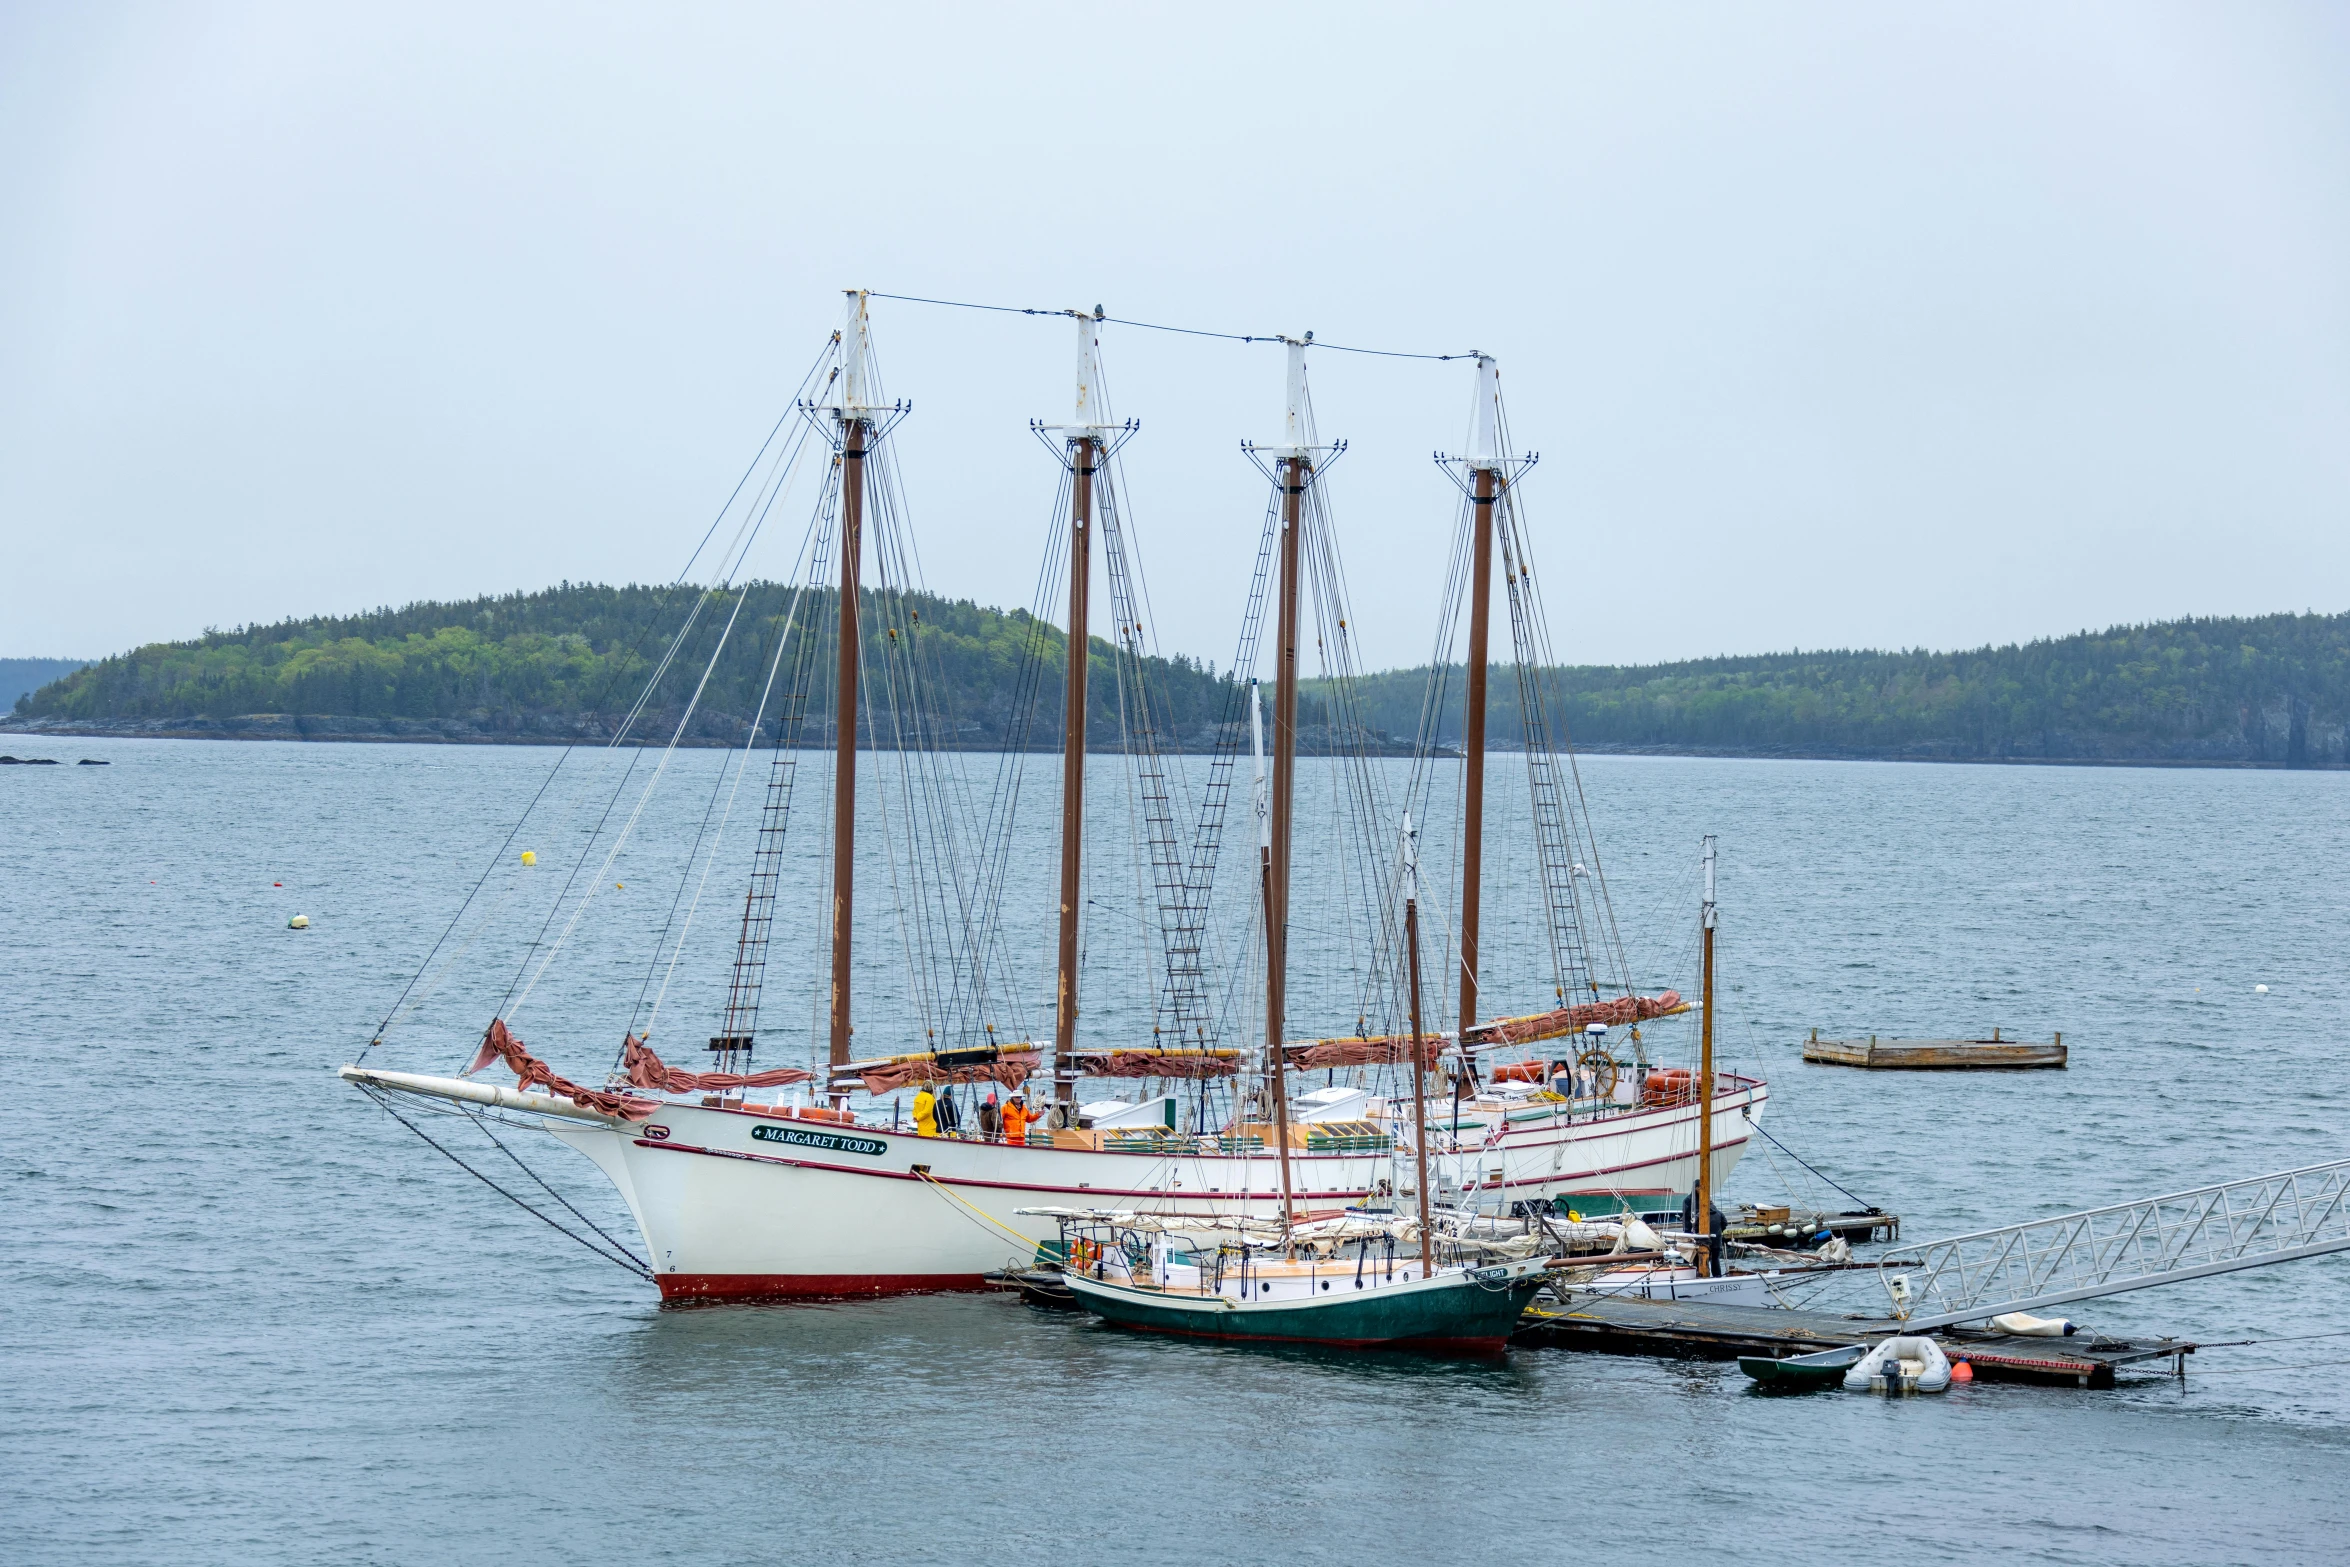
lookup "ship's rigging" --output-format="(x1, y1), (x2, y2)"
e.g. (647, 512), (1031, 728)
(341, 291), (1752, 1302)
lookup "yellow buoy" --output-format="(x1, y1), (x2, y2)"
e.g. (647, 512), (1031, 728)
(520, 850), (537, 866)
(615, 882), (624, 891)
(288, 914), (310, 930)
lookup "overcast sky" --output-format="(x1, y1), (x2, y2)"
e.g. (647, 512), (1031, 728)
(4, 3), (2346, 672)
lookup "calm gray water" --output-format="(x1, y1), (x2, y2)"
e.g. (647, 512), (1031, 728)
(6, 738), (2349, 1565)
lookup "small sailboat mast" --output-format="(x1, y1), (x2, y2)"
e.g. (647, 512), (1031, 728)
(1250, 679), (1295, 1234)
(1401, 812), (1435, 1261)
(1696, 833), (1718, 1271)
(1457, 354), (1503, 1035)
(1053, 312), (1106, 1113)
(829, 290), (876, 1096)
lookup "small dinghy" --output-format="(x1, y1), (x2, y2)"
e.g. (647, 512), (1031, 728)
(1843, 1335), (1953, 1394)
(987, 1265), (1082, 1310)
(1738, 1343), (1865, 1392)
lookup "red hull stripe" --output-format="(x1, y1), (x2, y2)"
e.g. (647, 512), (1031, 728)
(681, 1083), (1764, 1155)
(656, 1272), (993, 1302)
(631, 1131), (1747, 1201)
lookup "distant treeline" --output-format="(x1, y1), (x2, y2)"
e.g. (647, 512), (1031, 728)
(19, 591), (2350, 765)
(0, 658), (90, 710)
(10, 582), (1266, 749)
(1335, 612), (2350, 766)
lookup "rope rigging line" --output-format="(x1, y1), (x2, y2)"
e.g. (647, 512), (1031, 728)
(956, 469), (1070, 1048)
(1096, 347), (1230, 1032)
(493, 464), (795, 1029)
(865, 413), (1011, 1048)
(364, 334), (843, 1067)
(636, 496), (832, 1046)
(361, 338), (850, 1061)
(1296, 426), (1408, 1042)
(505, 493), (780, 1025)
(359, 1087), (651, 1279)
(627, 411), (834, 1037)
(458, 1101), (652, 1268)
(864, 290), (1477, 363)
(1739, 1114), (1883, 1215)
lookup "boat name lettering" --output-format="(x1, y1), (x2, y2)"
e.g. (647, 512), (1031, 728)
(751, 1124), (888, 1157)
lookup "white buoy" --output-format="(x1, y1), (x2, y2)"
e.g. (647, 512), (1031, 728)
(288, 914), (311, 930)
(2256, 984), (2270, 994)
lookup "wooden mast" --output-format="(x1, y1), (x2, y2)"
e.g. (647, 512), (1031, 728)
(1458, 354), (1500, 1040)
(1263, 337), (1310, 1240)
(827, 292), (872, 1097)
(1247, 684), (1290, 1235)
(1053, 313), (1102, 1112)
(1696, 833), (1718, 1273)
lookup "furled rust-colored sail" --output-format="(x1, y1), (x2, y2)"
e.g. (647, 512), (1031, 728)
(1282, 1036), (1420, 1071)
(1273, 992), (1689, 1070)
(1462, 991), (1686, 1048)
(1066, 1048), (1242, 1079)
(829, 1048), (1043, 1095)
(463, 1019), (662, 1120)
(621, 1036), (813, 1093)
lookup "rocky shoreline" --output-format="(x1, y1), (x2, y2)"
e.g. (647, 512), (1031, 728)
(3, 711), (2337, 767)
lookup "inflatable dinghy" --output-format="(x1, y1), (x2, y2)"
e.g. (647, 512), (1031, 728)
(1843, 1335), (1952, 1394)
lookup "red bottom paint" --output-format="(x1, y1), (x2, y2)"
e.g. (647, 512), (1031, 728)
(655, 1272), (993, 1303)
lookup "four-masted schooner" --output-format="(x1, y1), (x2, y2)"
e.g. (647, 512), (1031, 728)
(342, 291), (1767, 1300)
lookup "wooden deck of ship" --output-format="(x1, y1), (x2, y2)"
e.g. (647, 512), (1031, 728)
(1515, 1290), (2192, 1388)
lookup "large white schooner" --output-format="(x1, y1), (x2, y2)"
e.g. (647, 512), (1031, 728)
(343, 292), (1766, 1300)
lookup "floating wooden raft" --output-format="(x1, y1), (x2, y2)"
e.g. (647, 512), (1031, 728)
(1802, 1028), (2066, 1070)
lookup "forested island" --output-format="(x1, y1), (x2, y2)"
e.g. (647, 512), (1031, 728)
(6, 582), (1240, 749)
(1348, 610), (2350, 767)
(10, 585), (2349, 766)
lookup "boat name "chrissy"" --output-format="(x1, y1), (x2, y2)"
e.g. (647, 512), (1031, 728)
(750, 1124), (889, 1158)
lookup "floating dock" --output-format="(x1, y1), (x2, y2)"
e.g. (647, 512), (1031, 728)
(1802, 1027), (2066, 1070)
(1514, 1291), (2189, 1387)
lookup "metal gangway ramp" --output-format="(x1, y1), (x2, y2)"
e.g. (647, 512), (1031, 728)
(1883, 1157), (2350, 1333)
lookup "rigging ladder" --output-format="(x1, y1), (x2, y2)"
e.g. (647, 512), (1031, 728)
(1157, 499), (1283, 1046)
(1095, 482), (1204, 1046)
(714, 476), (845, 1065)
(1496, 500), (1605, 1006)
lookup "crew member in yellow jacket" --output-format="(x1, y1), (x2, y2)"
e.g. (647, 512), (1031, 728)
(912, 1085), (938, 1137)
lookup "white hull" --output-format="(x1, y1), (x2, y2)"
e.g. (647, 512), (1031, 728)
(536, 1078), (1767, 1300)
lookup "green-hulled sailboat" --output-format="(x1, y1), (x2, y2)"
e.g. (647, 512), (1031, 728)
(1051, 342), (1549, 1350)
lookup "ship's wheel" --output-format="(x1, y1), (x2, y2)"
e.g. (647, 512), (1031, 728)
(1574, 1047), (1619, 1100)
